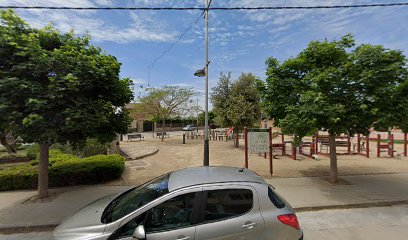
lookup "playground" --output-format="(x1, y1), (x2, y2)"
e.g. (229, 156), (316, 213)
(279, 131), (408, 160)
(121, 130), (408, 185)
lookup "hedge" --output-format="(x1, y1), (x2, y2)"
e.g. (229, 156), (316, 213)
(0, 150), (125, 191)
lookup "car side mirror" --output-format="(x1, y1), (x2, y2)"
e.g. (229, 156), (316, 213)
(132, 225), (146, 239)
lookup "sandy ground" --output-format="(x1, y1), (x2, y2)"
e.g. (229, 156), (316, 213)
(122, 135), (408, 185)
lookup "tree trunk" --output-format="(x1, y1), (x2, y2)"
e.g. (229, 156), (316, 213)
(38, 143), (49, 199)
(234, 128), (239, 148)
(329, 132), (339, 183)
(161, 119), (165, 142)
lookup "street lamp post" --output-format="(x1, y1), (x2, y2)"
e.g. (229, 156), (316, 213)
(203, 0), (210, 166)
(194, 0), (211, 166)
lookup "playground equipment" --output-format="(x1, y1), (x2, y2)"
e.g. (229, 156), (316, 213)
(356, 134), (370, 158)
(245, 130), (407, 168)
(267, 133), (314, 160)
(271, 133), (285, 156)
(374, 133), (395, 157)
(405, 133), (407, 157)
(314, 133), (352, 155)
(260, 131), (408, 159)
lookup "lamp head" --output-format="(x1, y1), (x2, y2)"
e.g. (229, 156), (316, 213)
(194, 68), (206, 77)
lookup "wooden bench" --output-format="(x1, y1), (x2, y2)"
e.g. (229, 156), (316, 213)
(127, 133), (144, 141)
(156, 132), (169, 138)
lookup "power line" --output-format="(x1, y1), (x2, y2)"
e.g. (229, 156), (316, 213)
(1, 3), (408, 10)
(147, 10), (205, 86)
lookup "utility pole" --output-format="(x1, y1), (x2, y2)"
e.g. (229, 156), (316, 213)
(203, 0), (211, 166)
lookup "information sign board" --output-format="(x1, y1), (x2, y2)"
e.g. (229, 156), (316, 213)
(244, 127), (273, 176)
(247, 128), (269, 153)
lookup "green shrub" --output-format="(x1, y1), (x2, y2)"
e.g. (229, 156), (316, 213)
(0, 150), (125, 191)
(50, 143), (75, 155)
(0, 164), (38, 190)
(25, 144), (39, 160)
(79, 138), (109, 157)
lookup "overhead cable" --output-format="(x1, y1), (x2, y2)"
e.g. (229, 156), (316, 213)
(1, 3), (408, 11)
(147, 10), (205, 86)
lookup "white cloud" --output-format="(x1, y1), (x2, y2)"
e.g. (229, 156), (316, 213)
(131, 78), (147, 84)
(2, 0), (178, 43)
(167, 83), (194, 88)
(3, 0), (96, 7)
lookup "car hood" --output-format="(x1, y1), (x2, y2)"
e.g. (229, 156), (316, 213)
(53, 193), (116, 240)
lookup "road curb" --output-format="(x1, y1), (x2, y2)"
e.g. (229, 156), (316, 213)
(294, 199), (408, 212)
(0, 224), (57, 234)
(119, 146), (159, 160)
(133, 148), (159, 160)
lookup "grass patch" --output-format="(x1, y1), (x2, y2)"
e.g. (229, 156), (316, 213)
(0, 150), (125, 191)
(0, 149), (27, 159)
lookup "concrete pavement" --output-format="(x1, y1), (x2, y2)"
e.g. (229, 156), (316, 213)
(0, 172), (407, 233)
(298, 204), (408, 239)
(0, 185), (129, 233)
(267, 172), (408, 210)
(119, 141), (158, 160)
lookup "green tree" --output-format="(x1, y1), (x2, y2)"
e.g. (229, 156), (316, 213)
(0, 10), (133, 198)
(198, 110), (216, 126)
(132, 86), (196, 141)
(211, 73), (261, 147)
(211, 73), (233, 128)
(260, 35), (408, 183)
(0, 10), (32, 155)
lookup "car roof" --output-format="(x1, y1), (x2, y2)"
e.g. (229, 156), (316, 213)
(167, 166), (266, 192)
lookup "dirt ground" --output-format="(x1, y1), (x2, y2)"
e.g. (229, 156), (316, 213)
(122, 135), (408, 186)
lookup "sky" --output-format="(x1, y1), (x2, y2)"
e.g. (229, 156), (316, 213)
(1, 0), (408, 109)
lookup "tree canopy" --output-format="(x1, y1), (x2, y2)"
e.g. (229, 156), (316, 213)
(259, 34), (408, 182)
(0, 10), (133, 197)
(131, 86), (196, 140)
(211, 73), (261, 147)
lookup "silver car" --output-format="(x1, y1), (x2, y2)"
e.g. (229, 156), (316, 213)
(182, 125), (196, 131)
(54, 166), (303, 240)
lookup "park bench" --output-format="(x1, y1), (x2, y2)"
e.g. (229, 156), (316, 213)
(156, 132), (169, 138)
(127, 133), (144, 141)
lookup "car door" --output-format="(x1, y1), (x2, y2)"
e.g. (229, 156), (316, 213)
(108, 188), (201, 240)
(144, 191), (197, 240)
(194, 185), (265, 240)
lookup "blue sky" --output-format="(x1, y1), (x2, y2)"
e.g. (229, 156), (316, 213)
(2, 0), (408, 108)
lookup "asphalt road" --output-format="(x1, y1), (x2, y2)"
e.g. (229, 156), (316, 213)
(1, 205), (407, 240)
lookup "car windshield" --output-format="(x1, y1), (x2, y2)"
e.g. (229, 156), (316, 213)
(101, 173), (170, 223)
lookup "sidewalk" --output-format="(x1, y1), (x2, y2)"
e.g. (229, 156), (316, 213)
(0, 185), (129, 233)
(266, 172), (408, 211)
(0, 172), (407, 233)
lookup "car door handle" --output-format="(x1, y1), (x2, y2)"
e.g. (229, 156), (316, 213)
(242, 222), (256, 229)
(176, 236), (190, 240)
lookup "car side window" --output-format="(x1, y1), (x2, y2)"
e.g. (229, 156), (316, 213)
(268, 186), (285, 209)
(203, 189), (253, 223)
(145, 192), (196, 233)
(108, 212), (146, 240)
